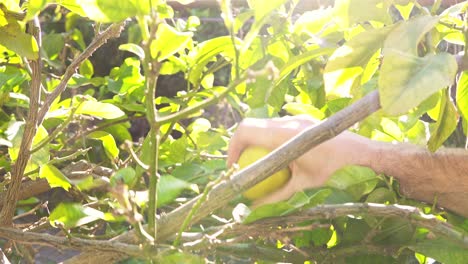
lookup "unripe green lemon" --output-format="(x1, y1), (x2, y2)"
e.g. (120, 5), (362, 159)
(238, 146), (291, 200)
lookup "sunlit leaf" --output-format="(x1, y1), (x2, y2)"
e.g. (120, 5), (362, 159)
(87, 131), (119, 159)
(379, 51), (457, 116)
(76, 101), (125, 119)
(326, 165), (378, 200)
(334, 0), (391, 28)
(49, 203), (105, 229)
(39, 164), (72, 191)
(150, 23), (192, 61)
(383, 16), (439, 55)
(278, 47), (334, 85)
(0, 22), (39, 59)
(79, 59), (94, 78)
(188, 36), (240, 85)
(247, 0), (288, 21)
(119, 43), (145, 59)
(324, 27), (392, 96)
(457, 71), (468, 121)
(55, 0), (150, 22)
(427, 91), (458, 152)
(6, 122), (49, 175)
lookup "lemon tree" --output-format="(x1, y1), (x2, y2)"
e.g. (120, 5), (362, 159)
(0, 0), (467, 263)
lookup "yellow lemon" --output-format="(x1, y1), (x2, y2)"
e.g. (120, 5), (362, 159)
(238, 146), (291, 200)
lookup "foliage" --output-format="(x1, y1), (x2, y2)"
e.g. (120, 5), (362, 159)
(0, 0), (467, 263)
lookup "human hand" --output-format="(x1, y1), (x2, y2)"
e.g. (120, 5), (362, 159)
(227, 115), (374, 205)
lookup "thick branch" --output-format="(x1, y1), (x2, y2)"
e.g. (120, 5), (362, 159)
(0, 18), (43, 226)
(255, 203), (468, 248)
(66, 90), (381, 263)
(0, 227), (144, 260)
(215, 243), (399, 263)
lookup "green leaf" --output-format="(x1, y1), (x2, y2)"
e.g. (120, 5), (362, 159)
(278, 47), (334, 85)
(87, 131), (119, 159)
(333, 0), (391, 28)
(457, 71), (468, 121)
(411, 237), (468, 264)
(42, 33), (65, 60)
(39, 164), (72, 191)
(0, 22), (39, 59)
(6, 122), (50, 175)
(379, 51), (457, 116)
(76, 101), (125, 119)
(427, 91), (458, 152)
(25, 0), (49, 21)
(119, 43), (145, 59)
(247, 0), (288, 21)
(383, 16), (439, 55)
(188, 36), (239, 85)
(133, 175), (199, 207)
(110, 167), (137, 187)
(282, 103), (325, 120)
(49, 203), (105, 229)
(158, 252), (205, 264)
(326, 165), (378, 201)
(243, 189), (331, 224)
(150, 23), (192, 61)
(55, 0), (150, 22)
(365, 187), (396, 203)
(158, 175), (199, 206)
(372, 217), (414, 244)
(324, 27), (392, 96)
(79, 59), (94, 78)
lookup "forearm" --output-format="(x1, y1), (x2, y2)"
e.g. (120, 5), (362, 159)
(366, 141), (468, 217)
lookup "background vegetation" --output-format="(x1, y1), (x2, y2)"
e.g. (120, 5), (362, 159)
(0, 0), (467, 263)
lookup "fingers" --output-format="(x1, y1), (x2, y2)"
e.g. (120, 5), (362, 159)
(227, 118), (277, 167)
(227, 116), (318, 167)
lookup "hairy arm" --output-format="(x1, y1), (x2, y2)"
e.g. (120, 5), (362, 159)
(228, 116), (468, 217)
(368, 142), (468, 217)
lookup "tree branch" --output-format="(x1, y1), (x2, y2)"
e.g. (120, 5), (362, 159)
(66, 90), (381, 263)
(0, 18), (43, 226)
(0, 227), (145, 260)
(37, 22), (126, 125)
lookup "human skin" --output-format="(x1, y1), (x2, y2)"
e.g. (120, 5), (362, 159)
(227, 116), (468, 217)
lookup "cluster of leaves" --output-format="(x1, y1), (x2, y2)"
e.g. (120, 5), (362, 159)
(0, 0), (467, 263)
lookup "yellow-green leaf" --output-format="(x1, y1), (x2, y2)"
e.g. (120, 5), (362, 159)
(76, 101), (125, 119)
(324, 27), (392, 97)
(0, 22), (39, 59)
(39, 164), (72, 190)
(456, 71), (468, 121)
(88, 131), (119, 159)
(49, 203), (105, 229)
(379, 51), (457, 116)
(150, 23), (192, 61)
(427, 91), (458, 152)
